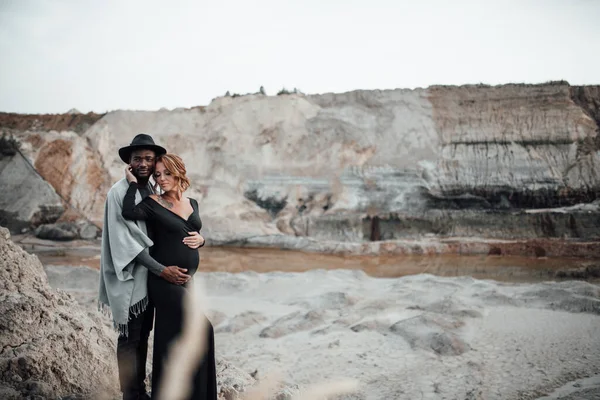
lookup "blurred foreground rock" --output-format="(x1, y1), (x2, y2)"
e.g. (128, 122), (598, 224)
(0, 226), (119, 399)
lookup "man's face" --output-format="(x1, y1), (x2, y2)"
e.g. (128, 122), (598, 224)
(129, 149), (156, 179)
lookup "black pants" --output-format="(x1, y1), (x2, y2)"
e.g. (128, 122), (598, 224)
(117, 303), (154, 400)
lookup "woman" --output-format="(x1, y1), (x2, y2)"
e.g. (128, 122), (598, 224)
(122, 154), (217, 400)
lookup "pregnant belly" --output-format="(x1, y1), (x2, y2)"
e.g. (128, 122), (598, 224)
(151, 243), (199, 275)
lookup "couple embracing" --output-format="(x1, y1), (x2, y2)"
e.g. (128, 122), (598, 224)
(98, 134), (217, 400)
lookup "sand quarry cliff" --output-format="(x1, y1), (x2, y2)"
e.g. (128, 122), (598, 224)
(1, 82), (600, 255)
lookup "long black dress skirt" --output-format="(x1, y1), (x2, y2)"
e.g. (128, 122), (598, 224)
(148, 274), (216, 399)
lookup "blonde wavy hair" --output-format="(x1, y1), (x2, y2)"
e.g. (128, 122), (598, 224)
(155, 153), (191, 193)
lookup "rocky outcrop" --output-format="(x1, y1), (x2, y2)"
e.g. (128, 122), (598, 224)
(2, 83), (600, 249)
(428, 83), (600, 205)
(0, 226), (119, 399)
(8, 130), (112, 228)
(0, 152), (64, 233)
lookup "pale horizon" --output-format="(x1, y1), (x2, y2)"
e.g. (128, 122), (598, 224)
(1, 0), (599, 114)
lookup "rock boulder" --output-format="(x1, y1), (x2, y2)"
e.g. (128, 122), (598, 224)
(0, 226), (119, 399)
(0, 153), (64, 234)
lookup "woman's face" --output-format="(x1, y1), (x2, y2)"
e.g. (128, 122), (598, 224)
(154, 161), (176, 192)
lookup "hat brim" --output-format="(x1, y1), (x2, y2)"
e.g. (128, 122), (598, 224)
(118, 144), (167, 163)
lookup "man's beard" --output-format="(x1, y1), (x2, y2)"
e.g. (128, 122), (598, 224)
(132, 166), (152, 181)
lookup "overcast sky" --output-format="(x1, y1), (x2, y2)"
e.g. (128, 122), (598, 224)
(0, 0), (598, 114)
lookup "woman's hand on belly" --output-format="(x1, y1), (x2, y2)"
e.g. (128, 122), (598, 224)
(182, 231), (205, 249)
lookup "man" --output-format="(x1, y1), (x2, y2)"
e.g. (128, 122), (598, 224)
(98, 134), (204, 400)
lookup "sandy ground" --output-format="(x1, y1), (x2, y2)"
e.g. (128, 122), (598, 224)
(43, 260), (600, 400)
(201, 270), (600, 399)
(537, 375), (600, 400)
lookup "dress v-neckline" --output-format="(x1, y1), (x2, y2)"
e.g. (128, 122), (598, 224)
(148, 196), (194, 222)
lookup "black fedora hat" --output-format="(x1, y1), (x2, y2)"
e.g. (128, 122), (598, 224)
(118, 134), (167, 163)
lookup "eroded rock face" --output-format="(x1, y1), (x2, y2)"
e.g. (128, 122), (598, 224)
(2, 83), (599, 245)
(85, 83), (600, 242)
(0, 226), (119, 399)
(0, 130), (111, 231)
(428, 83), (600, 204)
(0, 153), (64, 233)
(29, 133), (111, 227)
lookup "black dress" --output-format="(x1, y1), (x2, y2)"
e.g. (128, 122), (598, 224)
(122, 183), (217, 400)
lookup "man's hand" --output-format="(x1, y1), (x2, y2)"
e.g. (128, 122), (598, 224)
(183, 231), (205, 249)
(125, 165), (138, 184)
(160, 266), (191, 285)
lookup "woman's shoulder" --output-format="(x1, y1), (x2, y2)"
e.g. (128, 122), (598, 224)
(141, 194), (159, 205)
(187, 197), (200, 213)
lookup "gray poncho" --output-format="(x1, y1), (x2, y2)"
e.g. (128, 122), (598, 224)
(98, 179), (154, 336)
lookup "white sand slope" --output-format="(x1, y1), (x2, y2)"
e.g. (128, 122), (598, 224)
(199, 271), (600, 400)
